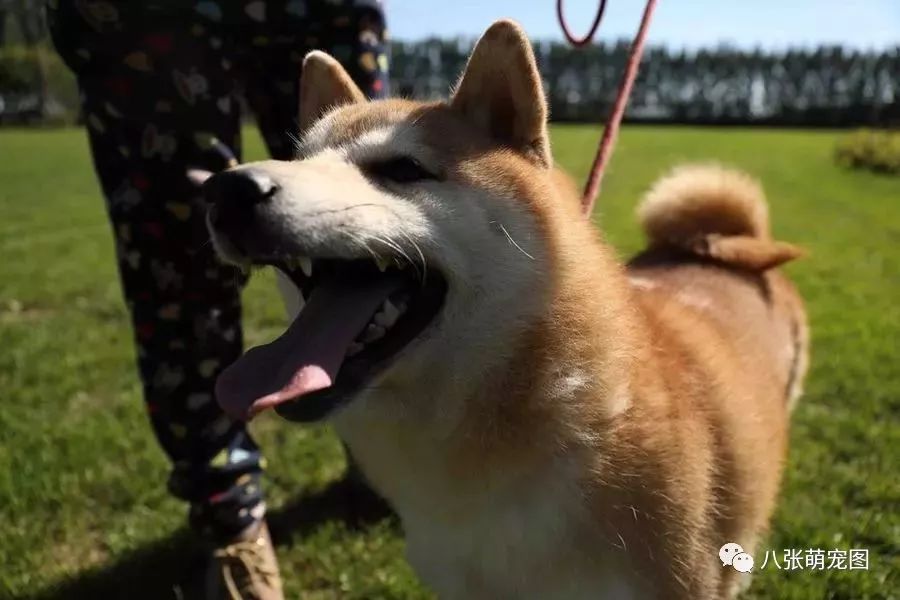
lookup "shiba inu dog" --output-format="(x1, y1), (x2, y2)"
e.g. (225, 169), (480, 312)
(203, 20), (809, 600)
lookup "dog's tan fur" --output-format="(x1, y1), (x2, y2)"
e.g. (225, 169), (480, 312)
(215, 20), (809, 599)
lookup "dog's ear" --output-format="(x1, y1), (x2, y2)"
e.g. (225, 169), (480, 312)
(299, 51), (366, 134)
(450, 20), (551, 167)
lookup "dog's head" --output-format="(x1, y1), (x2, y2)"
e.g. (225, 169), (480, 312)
(207, 20), (575, 424)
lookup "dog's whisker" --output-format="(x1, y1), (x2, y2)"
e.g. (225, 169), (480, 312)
(369, 234), (422, 280)
(396, 230), (428, 284)
(347, 232), (382, 263)
(494, 221), (535, 261)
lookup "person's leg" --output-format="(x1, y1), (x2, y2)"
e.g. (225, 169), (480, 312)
(47, 0), (273, 567)
(238, 0), (389, 160)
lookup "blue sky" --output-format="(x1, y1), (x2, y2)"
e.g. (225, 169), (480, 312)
(386, 0), (900, 50)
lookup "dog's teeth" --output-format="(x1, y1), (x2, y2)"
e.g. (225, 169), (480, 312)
(375, 256), (390, 272)
(374, 311), (398, 329)
(347, 342), (364, 357)
(297, 256), (313, 277)
(362, 324), (386, 343)
(372, 299), (402, 329)
(379, 299), (401, 325)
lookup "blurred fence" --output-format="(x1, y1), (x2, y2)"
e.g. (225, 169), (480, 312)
(1, 2), (898, 127)
(394, 39), (900, 127)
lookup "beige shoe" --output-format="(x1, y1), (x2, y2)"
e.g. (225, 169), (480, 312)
(206, 521), (284, 600)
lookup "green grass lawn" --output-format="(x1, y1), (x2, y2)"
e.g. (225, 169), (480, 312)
(1, 124), (897, 599)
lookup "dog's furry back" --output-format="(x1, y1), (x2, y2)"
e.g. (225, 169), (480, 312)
(621, 164), (809, 597)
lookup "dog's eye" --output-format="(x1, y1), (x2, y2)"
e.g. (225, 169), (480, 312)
(367, 157), (437, 184)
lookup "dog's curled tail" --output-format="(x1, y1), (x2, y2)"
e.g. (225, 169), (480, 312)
(637, 164), (804, 271)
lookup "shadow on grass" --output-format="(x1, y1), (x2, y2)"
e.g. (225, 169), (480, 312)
(27, 478), (396, 600)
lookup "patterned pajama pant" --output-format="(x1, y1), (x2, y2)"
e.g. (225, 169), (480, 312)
(48, 0), (388, 540)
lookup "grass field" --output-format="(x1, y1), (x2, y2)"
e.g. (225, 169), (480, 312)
(1, 124), (898, 599)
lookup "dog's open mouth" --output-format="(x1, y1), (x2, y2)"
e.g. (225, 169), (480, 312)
(216, 254), (446, 422)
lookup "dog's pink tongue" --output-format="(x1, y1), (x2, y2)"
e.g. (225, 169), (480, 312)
(216, 271), (401, 420)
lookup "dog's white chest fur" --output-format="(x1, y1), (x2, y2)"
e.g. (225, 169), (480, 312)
(403, 475), (577, 598)
(335, 415), (646, 599)
(401, 489), (643, 599)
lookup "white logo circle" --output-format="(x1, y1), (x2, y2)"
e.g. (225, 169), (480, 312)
(718, 542), (744, 566)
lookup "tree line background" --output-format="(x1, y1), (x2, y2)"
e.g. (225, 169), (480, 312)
(393, 39), (899, 127)
(1, 1), (898, 127)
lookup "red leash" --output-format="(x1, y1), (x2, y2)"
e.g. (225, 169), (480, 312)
(557, 0), (659, 217)
(556, 0), (608, 47)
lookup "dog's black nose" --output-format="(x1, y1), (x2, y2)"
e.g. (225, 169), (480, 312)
(203, 168), (279, 234)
